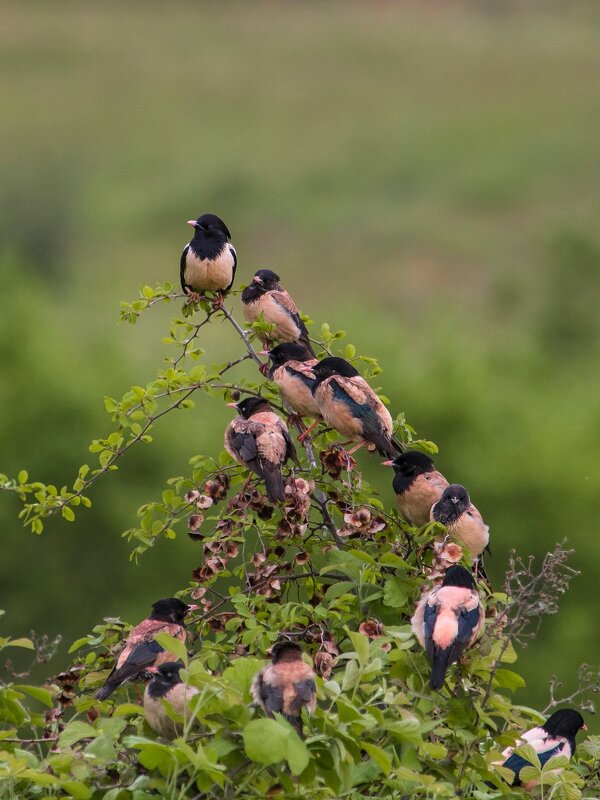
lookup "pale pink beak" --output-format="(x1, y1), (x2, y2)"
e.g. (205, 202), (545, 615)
(260, 350), (271, 357)
(227, 402), (238, 409)
(582, 723), (588, 731)
(186, 604), (200, 612)
(252, 276), (262, 283)
(187, 220), (198, 227)
(147, 666), (159, 674)
(382, 460), (394, 467)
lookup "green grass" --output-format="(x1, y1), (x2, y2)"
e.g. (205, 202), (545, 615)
(1, 0), (599, 728)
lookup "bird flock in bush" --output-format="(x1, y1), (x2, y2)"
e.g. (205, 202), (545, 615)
(89, 212), (588, 791)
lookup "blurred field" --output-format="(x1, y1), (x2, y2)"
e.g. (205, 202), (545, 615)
(1, 1), (599, 726)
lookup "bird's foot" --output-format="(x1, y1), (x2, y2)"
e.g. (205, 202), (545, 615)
(297, 420), (319, 443)
(258, 362), (270, 377)
(345, 441), (365, 456)
(185, 291), (205, 305)
(210, 291), (225, 309)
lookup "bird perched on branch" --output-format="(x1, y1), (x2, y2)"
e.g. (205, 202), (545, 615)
(225, 397), (297, 503)
(266, 343), (322, 441)
(384, 450), (449, 527)
(430, 483), (489, 559)
(411, 565), (484, 691)
(311, 357), (402, 459)
(494, 709), (586, 789)
(144, 661), (199, 740)
(241, 269), (314, 353)
(95, 598), (197, 701)
(180, 213), (236, 305)
(251, 642), (317, 736)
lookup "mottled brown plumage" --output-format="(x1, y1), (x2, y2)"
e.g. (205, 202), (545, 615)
(95, 598), (195, 701)
(385, 451), (449, 526)
(224, 397), (297, 503)
(311, 357), (400, 459)
(241, 270), (314, 353)
(251, 642), (317, 736)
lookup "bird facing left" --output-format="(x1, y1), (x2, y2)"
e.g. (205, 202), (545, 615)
(180, 213), (237, 305)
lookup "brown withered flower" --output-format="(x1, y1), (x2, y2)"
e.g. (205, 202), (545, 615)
(276, 518), (308, 539)
(339, 506), (386, 539)
(359, 619), (385, 639)
(319, 445), (356, 478)
(190, 586), (207, 601)
(188, 513), (204, 531)
(314, 650), (335, 679)
(295, 550), (310, 565)
(204, 472), (230, 502)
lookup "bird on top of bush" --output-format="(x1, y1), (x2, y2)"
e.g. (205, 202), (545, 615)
(95, 598), (197, 701)
(251, 641), (317, 737)
(266, 342), (322, 441)
(311, 356), (402, 459)
(494, 708), (586, 789)
(383, 450), (449, 527)
(180, 213), (236, 305)
(241, 269), (314, 354)
(430, 483), (489, 559)
(411, 565), (484, 691)
(144, 661), (199, 740)
(224, 396), (297, 503)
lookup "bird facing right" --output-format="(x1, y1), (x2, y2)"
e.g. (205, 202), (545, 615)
(494, 709), (586, 789)
(411, 565), (484, 691)
(311, 356), (401, 459)
(95, 598), (197, 701)
(384, 450), (449, 527)
(251, 642), (317, 737)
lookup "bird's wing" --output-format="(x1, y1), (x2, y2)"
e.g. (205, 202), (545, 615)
(502, 740), (565, 784)
(330, 376), (396, 457)
(225, 245), (237, 291)
(180, 245), (190, 293)
(423, 596), (440, 662)
(270, 290), (314, 353)
(280, 420), (299, 465)
(255, 670), (285, 715)
(290, 677), (317, 714)
(228, 420), (260, 465)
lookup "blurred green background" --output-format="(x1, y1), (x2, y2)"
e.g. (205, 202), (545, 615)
(1, 1), (599, 726)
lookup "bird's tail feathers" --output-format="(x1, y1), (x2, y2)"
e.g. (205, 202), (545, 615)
(282, 713), (304, 738)
(391, 436), (406, 454)
(94, 682), (116, 701)
(262, 463), (286, 503)
(429, 647), (452, 691)
(298, 323), (316, 357)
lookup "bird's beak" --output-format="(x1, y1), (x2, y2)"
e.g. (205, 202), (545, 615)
(260, 350), (271, 357)
(382, 460), (394, 467)
(582, 723), (588, 731)
(187, 604), (200, 612)
(227, 402), (239, 409)
(187, 220), (198, 228)
(147, 666), (158, 674)
(451, 497), (459, 504)
(252, 276), (263, 284)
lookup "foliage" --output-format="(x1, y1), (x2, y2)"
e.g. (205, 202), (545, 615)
(1, 290), (599, 798)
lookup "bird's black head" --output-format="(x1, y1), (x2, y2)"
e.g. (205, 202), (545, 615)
(543, 709), (586, 740)
(233, 396), (271, 419)
(187, 213), (231, 241)
(150, 597), (193, 625)
(434, 484), (471, 525)
(312, 357), (360, 384)
(388, 450), (435, 477)
(271, 641), (303, 664)
(147, 661), (184, 698)
(268, 342), (314, 368)
(241, 269), (281, 303)
(442, 565), (476, 590)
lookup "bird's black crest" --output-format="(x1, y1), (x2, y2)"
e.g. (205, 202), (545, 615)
(544, 709), (586, 738)
(312, 357), (360, 382)
(235, 396), (271, 419)
(150, 597), (190, 624)
(442, 565), (476, 590)
(193, 213), (231, 239)
(268, 342), (314, 367)
(254, 269), (280, 285)
(241, 269), (281, 303)
(271, 641), (303, 664)
(147, 661), (184, 698)
(391, 450), (435, 476)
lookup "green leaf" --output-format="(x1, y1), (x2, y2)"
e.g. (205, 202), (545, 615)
(6, 637), (34, 650)
(383, 576), (408, 608)
(286, 730), (310, 775)
(14, 685), (53, 707)
(493, 668), (526, 691)
(243, 718), (288, 765)
(347, 630), (369, 668)
(154, 632), (188, 663)
(62, 505), (76, 522)
(362, 742), (392, 775)
(62, 780), (93, 799)
(59, 720), (98, 747)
